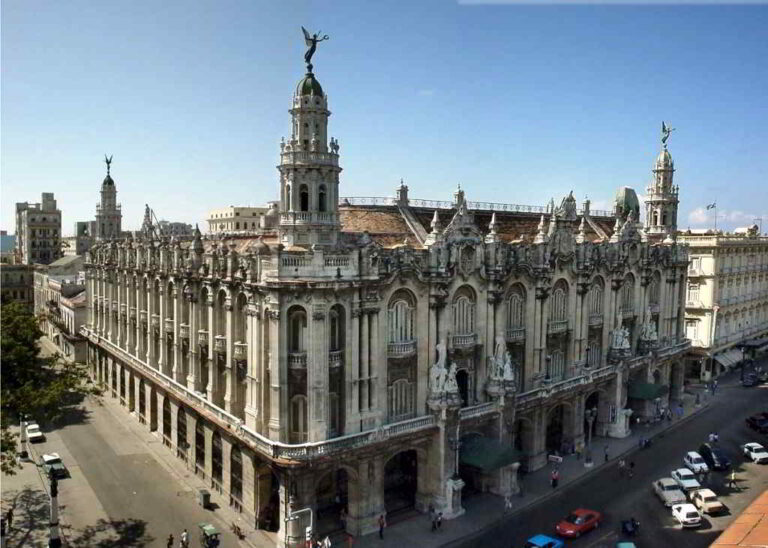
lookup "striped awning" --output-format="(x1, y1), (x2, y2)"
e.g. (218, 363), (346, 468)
(713, 348), (743, 368)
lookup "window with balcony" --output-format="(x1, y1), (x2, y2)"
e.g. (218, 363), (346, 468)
(548, 281), (569, 333)
(687, 284), (700, 304)
(289, 308), (307, 353)
(388, 378), (415, 423)
(299, 184), (309, 212)
(388, 294), (416, 357)
(588, 282), (603, 325)
(290, 395), (307, 443)
(586, 339), (602, 367)
(549, 350), (565, 381)
(685, 320), (698, 342)
(452, 290), (476, 347)
(620, 276), (635, 317)
(318, 185), (327, 212)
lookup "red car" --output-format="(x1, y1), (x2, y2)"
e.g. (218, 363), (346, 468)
(555, 508), (602, 538)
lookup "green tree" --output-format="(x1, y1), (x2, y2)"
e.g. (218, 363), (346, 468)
(1, 302), (98, 474)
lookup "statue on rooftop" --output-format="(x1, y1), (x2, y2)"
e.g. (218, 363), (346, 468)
(661, 121), (675, 146)
(302, 27), (329, 71)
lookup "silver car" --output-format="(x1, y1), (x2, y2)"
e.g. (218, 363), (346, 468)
(653, 478), (686, 507)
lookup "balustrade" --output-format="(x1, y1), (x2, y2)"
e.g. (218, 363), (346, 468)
(179, 323), (190, 339)
(588, 314), (603, 327)
(140, 310), (148, 324)
(452, 333), (477, 349)
(213, 335), (226, 353)
(387, 340), (416, 358)
(329, 350), (344, 368)
(233, 342), (247, 361)
(151, 314), (160, 329)
(505, 327), (525, 342)
(164, 318), (175, 334)
(547, 319), (569, 334)
(288, 352), (307, 369)
(198, 330), (209, 347)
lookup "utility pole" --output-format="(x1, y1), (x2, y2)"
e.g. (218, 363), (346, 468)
(49, 477), (61, 548)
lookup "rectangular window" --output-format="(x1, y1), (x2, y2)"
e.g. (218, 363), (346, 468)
(687, 284), (700, 303)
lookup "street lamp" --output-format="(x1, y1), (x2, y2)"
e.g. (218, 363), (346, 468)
(448, 421), (461, 480)
(584, 408), (597, 467)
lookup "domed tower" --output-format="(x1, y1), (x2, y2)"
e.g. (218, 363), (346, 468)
(644, 123), (679, 242)
(94, 155), (123, 241)
(277, 44), (342, 247)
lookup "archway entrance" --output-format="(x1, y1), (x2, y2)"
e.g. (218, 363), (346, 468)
(584, 392), (599, 447)
(384, 450), (418, 515)
(456, 369), (469, 408)
(545, 405), (565, 454)
(316, 468), (349, 536)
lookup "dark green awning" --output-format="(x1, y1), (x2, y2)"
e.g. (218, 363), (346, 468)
(460, 436), (521, 471)
(628, 382), (669, 400)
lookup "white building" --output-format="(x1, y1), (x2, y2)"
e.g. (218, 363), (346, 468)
(679, 225), (768, 380)
(206, 206), (269, 233)
(15, 192), (62, 265)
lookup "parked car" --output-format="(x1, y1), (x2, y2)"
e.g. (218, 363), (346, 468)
(742, 442), (768, 463)
(524, 534), (564, 548)
(758, 370), (768, 383)
(25, 423), (45, 443)
(698, 443), (731, 470)
(554, 508), (602, 538)
(743, 373), (759, 387)
(746, 415), (768, 434)
(672, 503), (702, 528)
(653, 478), (686, 507)
(671, 468), (701, 492)
(690, 489), (726, 515)
(41, 453), (67, 479)
(683, 451), (709, 473)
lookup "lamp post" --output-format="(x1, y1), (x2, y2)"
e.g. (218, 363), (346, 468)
(584, 408), (597, 467)
(448, 421), (461, 480)
(285, 506), (314, 547)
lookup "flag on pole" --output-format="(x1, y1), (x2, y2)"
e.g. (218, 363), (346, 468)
(706, 202), (717, 210)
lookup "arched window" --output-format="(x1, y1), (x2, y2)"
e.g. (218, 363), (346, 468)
(388, 379), (415, 422)
(318, 185), (327, 212)
(506, 286), (525, 341)
(329, 306), (344, 352)
(453, 288), (476, 337)
(649, 274), (661, 307)
(589, 283), (603, 317)
(290, 395), (307, 442)
(388, 299), (414, 344)
(551, 285), (567, 322)
(288, 308), (307, 353)
(621, 276), (635, 316)
(299, 184), (309, 212)
(586, 340), (602, 367)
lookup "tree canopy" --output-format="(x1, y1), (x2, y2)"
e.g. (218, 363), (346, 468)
(1, 301), (98, 474)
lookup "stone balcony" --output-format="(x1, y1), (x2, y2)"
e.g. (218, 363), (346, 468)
(130, 307), (137, 321)
(213, 335), (226, 354)
(329, 350), (344, 368)
(547, 319), (568, 335)
(288, 352), (307, 369)
(387, 340), (416, 358)
(233, 342), (247, 361)
(179, 323), (190, 339)
(151, 314), (160, 329)
(452, 333), (477, 349)
(619, 306), (635, 318)
(198, 330), (209, 347)
(164, 318), (175, 334)
(140, 310), (148, 324)
(588, 314), (603, 327)
(505, 327), (525, 343)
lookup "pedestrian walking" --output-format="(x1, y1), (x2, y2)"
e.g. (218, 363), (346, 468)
(728, 471), (738, 490)
(5, 508), (12, 528)
(713, 380), (718, 395)
(504, 495), (514, 513)
(437, 512), (443, 530)
(167, 534), (175, 548)
(378, 514), (386, 539)
(430, 505), (437, 532)
(713, 432), (719, 443)
(550, 468), (560, 489)
(340, 507), (347, 531)
(618, 458), (626, 476)
(322, 535), (332, 548)
(180, 529), (188, 548)
(629, 461), (635, 478)
(604, 445), (609, 463)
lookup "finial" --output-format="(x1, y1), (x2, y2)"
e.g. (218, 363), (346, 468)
(576, 216), (587, 244)
(104, 154), (113, 175)
(661, 121), (675, 148)
(430, 210), (441, 233)
(488, 212), (498, 234)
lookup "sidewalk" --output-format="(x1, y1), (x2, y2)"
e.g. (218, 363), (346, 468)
(353, 382), (716, 548)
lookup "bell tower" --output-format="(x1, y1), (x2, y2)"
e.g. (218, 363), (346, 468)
(277, 36), (341, 248)
(644, 122), (679, 243)
(94, 155), (123, 241)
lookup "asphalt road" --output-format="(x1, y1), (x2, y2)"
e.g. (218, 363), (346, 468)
(453, 371), (768, 548)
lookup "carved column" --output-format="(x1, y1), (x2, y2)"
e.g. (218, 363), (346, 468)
(308, 306), (328, 441)
(172, 286), (181, 383)
(244, 303), (260, 430)
(188, 293), (200, 392)
(267, 308), (283, 440)
(224, 296), (235, 415)
(346, 306), (361, 434)
(206, 295), (217, 401)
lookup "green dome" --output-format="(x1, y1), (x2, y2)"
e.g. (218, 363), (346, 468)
(296, 72), (324, 97)
(103, 174), (114, 186)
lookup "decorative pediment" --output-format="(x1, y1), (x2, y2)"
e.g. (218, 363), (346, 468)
(443, 200), (483, 243)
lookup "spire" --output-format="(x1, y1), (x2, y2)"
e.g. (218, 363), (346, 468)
(534, 215), (548, 244)
(576, 216), (587, 244)
(430, 210), (442, 233)
(488, 212), (498, 234)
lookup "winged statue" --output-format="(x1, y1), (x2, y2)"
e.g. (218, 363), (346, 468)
(301, 26), (329, 71)
(104, 154), (113, 175)
(661, 121), (675, 146)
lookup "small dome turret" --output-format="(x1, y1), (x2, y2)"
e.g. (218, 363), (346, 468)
(103, 173), (114, 186)
(654, 148), (674, 170)
(296, 72), (324, 97)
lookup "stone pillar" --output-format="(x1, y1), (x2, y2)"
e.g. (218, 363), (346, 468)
(158, 287), (166, 374)
(188, 296), (200, 392)
(346, 307), (361, 434)
(308, 306), (328, 441)
(371, 309), (381, 421)
(608, 367), (632, 438)
(268, 308), (283, 440)
(528, 406), (548, 471)
(172, 287), (182, 383)
(353, 458), (385, 536)
(185, 411), (197, 473)
(360, 310), (369, 413)
(147, 283), (156, 367)
(244, 304), (260, 430)
(242, 450), (256, 522)
(204, 425), (214, 482)
(224, 297), (235, 414)
(206, 298), (217, 401)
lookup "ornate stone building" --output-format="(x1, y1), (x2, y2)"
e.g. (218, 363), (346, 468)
(81, 52), (690, 546)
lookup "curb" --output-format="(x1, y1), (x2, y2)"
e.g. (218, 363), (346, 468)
(442, 397), (715, 548)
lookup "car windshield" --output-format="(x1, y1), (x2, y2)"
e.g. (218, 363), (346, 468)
(565, 514), (583, 524)
(679, 471), (694, 479)
(692, 457), (703, 463)
(703, 496), (716, 502)
(686, 512), (699, 519)
(665, 484), (682, 491)
(27, 425), (40, 432)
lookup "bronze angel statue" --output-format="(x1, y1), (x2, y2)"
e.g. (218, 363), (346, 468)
(301, 26), (329, 70)
(661, 121), (675, 146)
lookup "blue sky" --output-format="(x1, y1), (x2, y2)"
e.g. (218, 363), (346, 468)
(2, 1), (767, 234)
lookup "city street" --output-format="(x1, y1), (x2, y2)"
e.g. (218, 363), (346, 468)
(451, 371), (768, 548)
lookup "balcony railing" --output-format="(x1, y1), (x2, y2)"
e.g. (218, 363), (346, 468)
(505, 327), (525, 342)
(164, 318), (175, 334)
(648, 303), (660, 314)
(547, 319), (568, 334)
(151, 314), (160, 329)
(619, 306), (635, 318)
(588, 314), (603, 327)
(213, 335), (226, 353)
(130, 307), (137, 321)
(140, 310), (148, 324)
(198, 330), (209, 347)
(329, 350), (343, 368)
(179, 324), (190, 339)
(387, 340), (417, 358)
(452, 333), (477, 349)
(233, 342), (247, 361)
(288, 352), (307, 369)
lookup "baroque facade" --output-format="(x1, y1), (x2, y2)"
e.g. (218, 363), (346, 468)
(679, 226), (768, 380)
(82, 57), (690, 546)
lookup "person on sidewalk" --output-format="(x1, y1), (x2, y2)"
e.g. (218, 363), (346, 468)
(727, 471), (739, 490)
(5, 508), (12, 529)
(713, 380), (718, 395)
(437, 512), (443, 530)
(167, 533), (174, 548)
(504, 495), (514, 513)
(550, 468), (560, 489)
(604, 445), (609, 463)
(618, 459), (626, 477)
(378, 514), (386, 539)
(180, 528), (188, 547)
(322, 535), (332, 548)
(430, 505), (437, 532)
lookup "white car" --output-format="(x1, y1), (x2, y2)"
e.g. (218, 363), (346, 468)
(683, 451), (709, 474)
(25, 423), (45, 443)
(690, 489), (725, 515)
(742, 442), (768, 464)
(672, 503), (702, 528)
(671, 468), (701, 492)
(653, 478), (686, 507)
